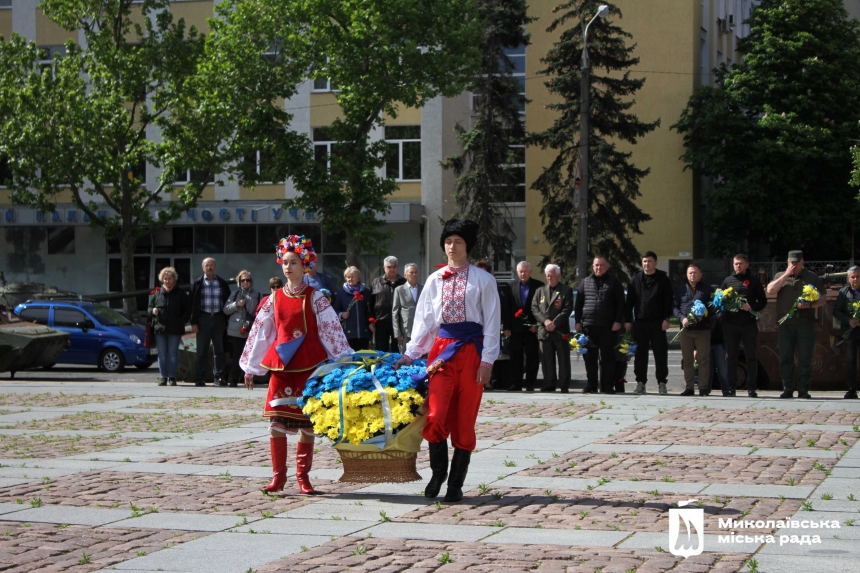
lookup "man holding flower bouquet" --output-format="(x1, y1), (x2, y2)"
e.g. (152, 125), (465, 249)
(833, 266), (860, 399)
(721, 254), (768, 397)
(506, 261), (544, 392)
(767, 251), (825, 399)
(673, 263), (713, 396)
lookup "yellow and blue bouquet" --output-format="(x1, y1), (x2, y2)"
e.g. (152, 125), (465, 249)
(568, 333), (593, 355)
(844, 300), (860, 339)
(777, 284), (820, 325)
(670, 299), (708, 343)
(617, 331), (637, 357)
(711, 286), (761, 319)
(299, 351), (427, 447)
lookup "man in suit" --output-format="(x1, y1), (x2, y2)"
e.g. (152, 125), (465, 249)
(531, 264), (574, 393)
(506, 261), (544, 392)
(392, 263), (423, 353)
(189, 257), (231, 386)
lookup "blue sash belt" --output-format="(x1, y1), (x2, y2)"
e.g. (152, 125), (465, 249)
(412, 321), (484, 385)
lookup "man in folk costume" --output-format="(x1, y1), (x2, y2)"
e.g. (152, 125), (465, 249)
(395, 219), (501, 503)
(240, 236), (352, 495)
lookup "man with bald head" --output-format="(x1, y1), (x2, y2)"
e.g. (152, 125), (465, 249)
(190, 257), (231, 386)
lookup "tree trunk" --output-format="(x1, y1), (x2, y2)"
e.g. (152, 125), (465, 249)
(120, 229), (138, 315)
(344, 225), (361, 269)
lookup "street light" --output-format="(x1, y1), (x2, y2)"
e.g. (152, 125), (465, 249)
(576, 4), (609, 284)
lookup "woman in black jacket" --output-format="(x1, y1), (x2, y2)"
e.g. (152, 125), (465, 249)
(148, 267), (191, 386)
(331, 266), (372, 350)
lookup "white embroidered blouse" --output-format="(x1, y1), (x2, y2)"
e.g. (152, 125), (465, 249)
(404, 263), (501, 369)
(239, 289), (352, 377)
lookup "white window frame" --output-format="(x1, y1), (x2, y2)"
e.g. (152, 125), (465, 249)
(384, 126), (421, 182)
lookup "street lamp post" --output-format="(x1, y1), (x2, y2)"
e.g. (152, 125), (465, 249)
(576, 4), (609, 284)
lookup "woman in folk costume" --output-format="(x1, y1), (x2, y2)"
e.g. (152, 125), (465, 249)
(240, 235), (352, 494)
(395, 219), (500, 502)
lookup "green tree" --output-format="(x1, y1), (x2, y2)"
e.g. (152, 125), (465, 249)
(529, 0), (657, 286)
(440, 0), (533, 265)
(851, 123), (860, 195)
(673, 0), (860, 259)
(0, 0), (314, 312)
(283, 0), (483, 267)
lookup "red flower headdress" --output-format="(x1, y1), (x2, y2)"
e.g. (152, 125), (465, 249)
(275, 235), (317, 274)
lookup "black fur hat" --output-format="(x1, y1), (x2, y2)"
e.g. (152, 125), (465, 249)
(440, 219), (479, 254)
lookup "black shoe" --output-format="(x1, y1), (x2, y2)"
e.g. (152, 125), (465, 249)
(195, 380), (205, 387)
(699, 389), (709, 396)
(168, 378), (177, 386)
(845, 389), (858, 399)
(539, 387), (556, 393)
(525, 386), (535, 393)
(424, 441), (448, 499)
(679, 389), (695, 396)
(798, 392), (812, 399)
(779, 391), (794, 399)
(443, 448), (471, 503)
(505, 386), (523, 392)
(560, 388), (570, 393)
(216, 377), (227, 387)
(582, 386), (598, 394)
(748, 391), (758, 398)
(615, 380), (626, 394)
(600, 387), (616, 394)
(229, 382), (238, 387)
(157, 378), (167, 386)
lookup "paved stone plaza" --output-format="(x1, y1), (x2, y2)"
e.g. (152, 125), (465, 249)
(1, 356), (859, 573)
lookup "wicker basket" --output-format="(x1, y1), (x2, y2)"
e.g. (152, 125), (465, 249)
(337, 448), (421, 483)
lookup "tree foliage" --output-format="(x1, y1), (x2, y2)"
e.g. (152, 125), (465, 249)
(0, 0), (315, 311)
(440, 0), (533, 265)
(283, 0), (483, 267)
(529, 0), (657, 286)
(673, 0), (860, 259)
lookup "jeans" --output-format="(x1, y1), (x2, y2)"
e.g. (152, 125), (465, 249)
(846, 336), (860, 391)
(196, 312), (227, 381)
(710, 344), (728, 395)
(155, 333), (182, 378)
(632, 320), (669, 384)
(582, 325), (617, 391)
(778, 321), (815, 393)
(724, 322), (758, 392)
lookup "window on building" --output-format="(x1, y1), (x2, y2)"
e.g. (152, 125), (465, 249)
(499, 145), (526, 203)
(173, 226), (193, 254)
(257, 224), (291, 255)
(128, 159), (146, 184)
(505, 45), (526, 113)
(194, 226), (225, 254)
(313, 128), (347, 177)
(384, 126), (421, 181)
(313, 78), (337, 92)
(243, 149), (280, 184)
(226, 226), (257, 254)
(0, 0), (12, 7)
(107, 232), (152, 254)
(47, 227), (75, 255)
(37, 45), (65, 77)
(19, 307), (49, 324)
(175, 168), (212, 185)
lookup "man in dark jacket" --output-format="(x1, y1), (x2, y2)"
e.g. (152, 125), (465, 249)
(767, 251), (825, 399)
(720, 253), (768, 397)
(506, 261), (544, 392)
(369, 256), (407, 352)
(189, 257), (231, 386)
(532, 264), (574, 392)
(625, 251), (674, 395)
(575, 256), (625, 394)
(833, 266), (860, 399)
(673, 263), (714, 396)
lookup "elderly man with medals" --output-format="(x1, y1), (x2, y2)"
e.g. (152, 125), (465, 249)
(395, 219), (501, 503)
(240, 235), (352, 495)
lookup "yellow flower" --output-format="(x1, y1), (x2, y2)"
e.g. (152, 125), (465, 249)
(801, 285), (820, 302)
(722, 287), (734, 296)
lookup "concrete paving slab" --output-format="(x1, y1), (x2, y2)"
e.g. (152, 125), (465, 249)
(0, 478), (28, 488)
(701, 483), (816, 499)
(597, 480), (709, 495)
(105, 512), (252, 531)
(757, 536), (859, 557)
(4, 505), (133, 525)
(795, 499), (860, 512)
(0, 503), (27, 515)
(0, 411), (69, 425)
(494, 475), (600, 491)
(753, 555), (857, 573)
(784, 424), (858, 432)
(811, 478), (860, 501)
(0, 458), (125, 471)
(617, 531), (760, 553)
(364, 522), (501, 542)
(0, 467), (83, 480)
(234, 517), (376, 536)
(713, 423), (792, 430)
(659, 445), (760, 456)
(98, 462), (215, 475)
(194, 465), (274, 478)
(752, 448), (841, 459)
(575, 444), (669, 453)
(830, 467), (860, 478)
(276, 498), (426, 521)
(63, 452), (164, 462)
(109, 532), (328, 573)
(484, 526), (629, 546)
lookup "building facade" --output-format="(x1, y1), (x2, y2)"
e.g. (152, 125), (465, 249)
(1, 0), (855, 299)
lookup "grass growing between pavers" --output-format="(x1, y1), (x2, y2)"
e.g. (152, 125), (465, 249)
(522, 452), (836, 486)
(1, 410), (260, 433)
(0, 520), (209, 573)
(0, 393), (129, 408)
(253, 536), (751, 572)
(0, 471), (364, 516)
(397, 488), (802, 534)
(653, 406), (860, 427)
(479, 400), (603, 419)
(0, 434), (161, 459)
(598, 426), (857, 450)
(132, 397), (262, 411)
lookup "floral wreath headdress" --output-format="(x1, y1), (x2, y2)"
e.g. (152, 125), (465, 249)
(275, 235), (317, 274)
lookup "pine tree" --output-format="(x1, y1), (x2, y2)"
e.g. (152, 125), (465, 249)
(441, 0), (533, 265)
(530, 0), (657, 285)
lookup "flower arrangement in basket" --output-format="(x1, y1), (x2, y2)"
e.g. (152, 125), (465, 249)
(298, 350), (429, 483)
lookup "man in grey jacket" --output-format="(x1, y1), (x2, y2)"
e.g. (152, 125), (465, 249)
(531, 264), (574, 393)
(392, 263), (423, 353)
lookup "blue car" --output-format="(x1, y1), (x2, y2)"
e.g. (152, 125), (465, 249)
(14, 300), (156, 372)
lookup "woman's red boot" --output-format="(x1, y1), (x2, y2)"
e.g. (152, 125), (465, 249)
(263, 437), (288, 493)
(295, 441), (322, 495)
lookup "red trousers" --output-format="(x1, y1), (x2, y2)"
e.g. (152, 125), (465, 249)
(423, 336), (484, 451)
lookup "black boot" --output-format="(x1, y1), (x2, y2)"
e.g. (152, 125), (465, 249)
(443, 448), (471, 503)
(424, 441), (449, 499)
